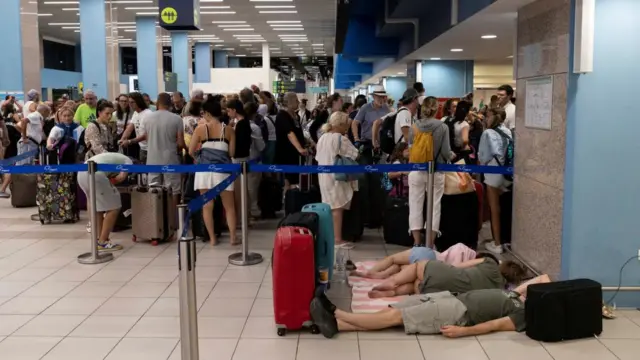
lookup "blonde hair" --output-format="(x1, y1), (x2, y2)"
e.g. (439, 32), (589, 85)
(321, 111), (349, 133)
(421, 96), (438, 118)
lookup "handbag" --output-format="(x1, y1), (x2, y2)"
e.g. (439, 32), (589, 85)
(444, 160), (475, 195)
(334, 135), (362, 182)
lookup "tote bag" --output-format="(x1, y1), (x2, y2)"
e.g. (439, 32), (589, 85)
(334, 136), (362, 182)
(444, 160), (475, 195)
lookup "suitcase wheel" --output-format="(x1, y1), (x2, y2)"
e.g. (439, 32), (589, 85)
(277, 328), (286, 337)
(310, 324), (320, 335)
(132, 235), (137, 242)
(151, 240), (159, 246)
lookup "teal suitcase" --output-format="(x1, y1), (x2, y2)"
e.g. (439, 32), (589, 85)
(302, 203), (335, 281)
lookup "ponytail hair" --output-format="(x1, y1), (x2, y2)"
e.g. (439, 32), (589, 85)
(421, 96), (438, 118)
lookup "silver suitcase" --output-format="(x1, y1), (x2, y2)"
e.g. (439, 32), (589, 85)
(131, 185), (174, 246)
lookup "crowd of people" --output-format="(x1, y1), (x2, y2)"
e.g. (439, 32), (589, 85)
(0, 82), (516, 254)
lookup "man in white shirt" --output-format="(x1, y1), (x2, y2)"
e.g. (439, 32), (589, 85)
(394, 88), (420, 143)
(17, 104), (50, 165)
(497, 85), (516, 130)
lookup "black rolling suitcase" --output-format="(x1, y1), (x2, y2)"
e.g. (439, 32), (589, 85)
(435, 192), (479, 252)
(278, 211), (319, 236)
(284, 157), (321, 215)
(191, 196), (225, 240)
(342, 190), (364, 241)
(383, 195), (413, 247)
(258, 176), (283, 218)
(525, 279), (602, 342)
(500, 191), (513, 244)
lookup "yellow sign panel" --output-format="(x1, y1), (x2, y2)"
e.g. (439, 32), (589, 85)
(161, 7), (178, 24)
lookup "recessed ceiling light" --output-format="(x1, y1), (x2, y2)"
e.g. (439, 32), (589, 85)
(312, 44), (323, 47)
(214, 44), (224, 47)
(240, 44), (253, 47)
(217, 24), (251, 28)
(282, 39), (307, 42)
(38, 14), (54, 17)
(251, 0), (293, 2)
(201, 11), (236, 14)
(212, 21), (246, 24)
(481, 34), (497, 39)
(111, 1), (153, 3)
(236, 55), (246, 57)
(269, 47), (280, 50)
(135, 12), (157, 15)
(62, 26), (80, 29)
(259, 11), (297, 14)
(430, 57), (441, 60)
(267, 20), (300, 23)
(273, 28), (304, 31)
(240, 39), (266, 42)
(255, 5), (295, 8)
(62, 8), (79, 11)
(234, 35), (263, 38)
(201, 6), (231, 9)
(43, 1), (79, 4)
(268, 24), (303, 27)
(450, 48), (463, 52)
(223, 28), (255, 31)
(397, 72), (405, 75)
(507, 55), (514, 58)
(278, 34), (307, 37)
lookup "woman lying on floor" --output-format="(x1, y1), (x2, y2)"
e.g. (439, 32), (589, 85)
(352, 243), (478, 280)
(311, 274), (552, 339)
(367, 254), (528, 299)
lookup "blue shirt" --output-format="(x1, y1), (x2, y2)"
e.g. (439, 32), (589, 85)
(354, 103), (391, 141)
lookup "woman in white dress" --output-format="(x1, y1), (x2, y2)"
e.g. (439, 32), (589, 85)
(315, 112), (359, 249)
(188, 97), (238, 246)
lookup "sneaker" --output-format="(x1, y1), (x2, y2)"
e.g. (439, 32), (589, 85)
(336, 242), (355, 250)
(97, 242), (123, 252)
(485, 242), (504, 255)
(0, 191), (10, 199)
(309, 298), (338, 339)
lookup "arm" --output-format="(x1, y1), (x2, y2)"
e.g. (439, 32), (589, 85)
(188, 126), (201, 158)
(461, 125), (470, 148)
(308, 119), (320, 144)
(176, 129), (185, 150)
(440, 124), (455, 161)
(513, 274), (551, 299)
(28, 102), (37, 114)
(372, 118), (382, 147)
(120, 123), (134, 143)
(46, 129), (60, 150)
(288, 132), (306, 154)
(441, 316), (516, 338)
(227, 126), (236, 158)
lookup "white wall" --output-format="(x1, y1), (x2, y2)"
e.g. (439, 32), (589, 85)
(192, 68), (277, 94)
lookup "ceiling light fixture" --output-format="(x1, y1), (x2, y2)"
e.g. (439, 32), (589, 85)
(43, 1), (78, 4)
(259, 10), (297, 14)
(278, 34), (307, 37)
(217, 24), (251, 28)
(430, 57), (441, 60)
(124, 6), (158, 10)
(312, 44), (323, 46)
(135, 12), (157, 15)
(110, 1), (153, 3)
(201, 6), (231, 9)
(48, 22), (79, 26)
(250, 0), (293, 2)
(266, 20), (300, 23)
(212, 21), (246, 24)
(61, 8), (79, 11)
(214, 44), (224, 47)
(222, 28), (255, 31)
(450, 48), (463, 52)
(282, 39), (307, 42)
(201, 11), (236, 14)
(62, 26), (80, 29)
(38, 14), (54, 17)
(481, 34), (497, 39)
(255, 5), (295, 8)
(268, 24), (303, 27)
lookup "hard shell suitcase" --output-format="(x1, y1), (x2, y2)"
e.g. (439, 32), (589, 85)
(525, 279), (602, 342)
(272, 226), (319, 336)
(36, 148), (78, 224)
(113, 186), (132, 232)
(302, 203), (334, 281)
(435, 192), (479, 252)
(341, 190), (364, 242)
(10, 174), (37, 208)
(131, 184), (174, 246)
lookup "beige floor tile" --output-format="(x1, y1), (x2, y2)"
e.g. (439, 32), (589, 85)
(87, 267), (143, 282)
(43, 296), (108, 315)
(20, 281), (80, 297)
(195, 266), (226, 282)
(543, 338), (618, 360)
(113, 281), (171, 298)
(0, 336), (61, 359)
(0, 281), (36, 297)
(131, 266), (179, 283)
(13, 314), (86, 337)
(42, 337), (120, 360)
(600, 317), (640, 339)
(66, 281), (126, 298)
(241, 316), (290, 339)
(219, 268), (266, 283)
(1, 267), (57, 282)
(419, 338), (489, 360)
(0, 296), (59, 315)
(257, 283), (273, 299)
(479, 338), (552, 360)
(169, 339), (239, 360)
(209, 282), (260, 299)
(232, 338), (297, 360)
(600, 339), (640, 360)
(250, 298), (274, 317)
(199, 297), (254, 317)
(198, 317), (247, 339)
(126, 316), (181, 338)
(70, 315), (141, 338)
(105, 338), (178, 360)
(0, 315), (35, 336)
(358, 339), (423, 360)
(357, 327), (416, 340)
(296, 339), (360, 360)
(94, 297), (156, 316)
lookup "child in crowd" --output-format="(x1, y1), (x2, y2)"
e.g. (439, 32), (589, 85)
(386, 142), (410, 198)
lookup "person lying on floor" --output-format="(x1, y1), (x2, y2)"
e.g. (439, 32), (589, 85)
(367, 254), (528, 298)
(311, 274), (552, 339)
(352, 243), (478, 280)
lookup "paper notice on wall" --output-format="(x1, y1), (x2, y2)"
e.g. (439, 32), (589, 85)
(525, 76), (553, 130)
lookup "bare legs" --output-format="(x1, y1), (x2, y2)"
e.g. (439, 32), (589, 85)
(99, 209), (119, 243)
(200, 190), (217, 245)
(1, 174), (10, 193)
(220, 191), (239, 245)
(486, 185), (503, 247)
(353, 250), (412, 279)
(368, 261), (427, 298)
(331, 208), (346, 246)
(335, 308), (404, 331)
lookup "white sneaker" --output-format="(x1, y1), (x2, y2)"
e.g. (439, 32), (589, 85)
(485, 242), (504, 254)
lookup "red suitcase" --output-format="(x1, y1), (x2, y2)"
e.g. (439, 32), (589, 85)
(474, 181), (484, 232)
(272, 226), (319, 336)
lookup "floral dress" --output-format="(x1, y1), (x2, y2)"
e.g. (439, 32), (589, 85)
(315, 132), (359, 210)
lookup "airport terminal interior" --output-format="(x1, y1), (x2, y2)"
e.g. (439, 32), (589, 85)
(0, 0), (639, 359)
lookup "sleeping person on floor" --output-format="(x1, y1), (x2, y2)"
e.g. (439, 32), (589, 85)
(352, 243), (478, 280)
(366, 253), (526, 299)
(311, 274), (552, 339)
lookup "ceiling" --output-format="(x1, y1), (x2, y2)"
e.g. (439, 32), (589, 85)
(357, 0), (537, 89)
(36, 0), (336, 58)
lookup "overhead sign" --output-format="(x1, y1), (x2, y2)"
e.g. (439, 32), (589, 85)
(158, 0), (200, 31)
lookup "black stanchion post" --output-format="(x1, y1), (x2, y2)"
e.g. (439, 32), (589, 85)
(425, 161), (435, 248)
(228, 162), (263, 266)
(78, 161), (114, 264)
(177, 204), (199, 360)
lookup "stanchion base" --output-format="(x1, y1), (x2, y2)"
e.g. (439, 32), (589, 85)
(228, 252), (263, 266)
(77, 252), (114, 265)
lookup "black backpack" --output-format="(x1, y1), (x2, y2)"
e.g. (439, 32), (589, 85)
(379, 108), (408, 154)
(493, 127), (515, 181)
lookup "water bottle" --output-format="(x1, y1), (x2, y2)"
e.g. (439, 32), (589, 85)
(333, 248), (346, 284)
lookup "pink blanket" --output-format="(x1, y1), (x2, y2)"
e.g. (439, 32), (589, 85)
(349, 244), (477, 313)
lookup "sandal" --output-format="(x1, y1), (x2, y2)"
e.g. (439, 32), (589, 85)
(602, 302), (616, 319)
(231, 236), (243, 246)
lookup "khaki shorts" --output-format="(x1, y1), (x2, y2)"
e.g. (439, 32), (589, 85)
(148, 173), (181, 194)
(391, 291), (468, 334)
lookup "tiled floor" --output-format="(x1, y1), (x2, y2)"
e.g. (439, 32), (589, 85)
(0, 203), (639, 359)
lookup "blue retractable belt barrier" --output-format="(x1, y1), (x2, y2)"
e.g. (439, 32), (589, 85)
(182, 172), (240, 237)
(0, 164), (88, 174)
(435, 163), (513, 175)
(0, 149), (39, 166)
(250, 163), (432, 174)
(97, 163), (241, 174)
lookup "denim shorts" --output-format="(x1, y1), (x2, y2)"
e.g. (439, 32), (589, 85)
(409, 247), (437, 264)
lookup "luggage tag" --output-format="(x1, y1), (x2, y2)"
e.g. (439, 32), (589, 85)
(123, 209), (132, 218)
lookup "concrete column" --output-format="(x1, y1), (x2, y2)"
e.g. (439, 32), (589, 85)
(194, 43), (212, 83)
(171, 32), (191, 98)
(0, 0), (42, 99)
(79, 0), (119, 99)
(136, 16), (163, 96)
